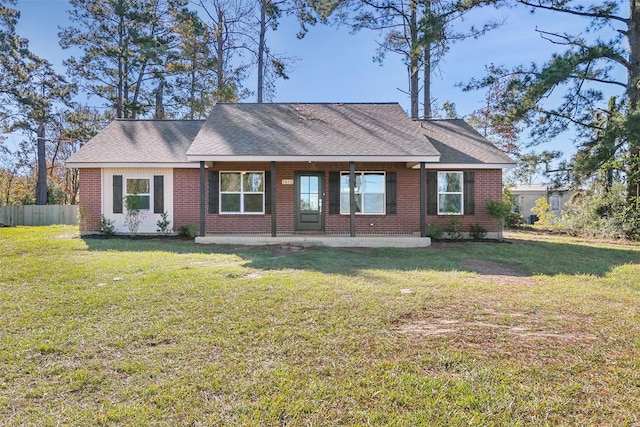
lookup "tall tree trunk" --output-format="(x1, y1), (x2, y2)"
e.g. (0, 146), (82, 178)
(216, 7), (225, 101)
(36, 122), (47, 205)
(423, 0), (431, 119)
(189, 34), (197, 119)
(155, 78), (165, 119)
(409, 0), (419, 119)
(628, 0), (640, 204)
(117, 14), (124, 119)
(257, 0), (267, 103)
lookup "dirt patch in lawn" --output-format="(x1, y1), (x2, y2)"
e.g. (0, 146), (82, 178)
(461, 259), (534, 286)
(397, 307), (598, 361)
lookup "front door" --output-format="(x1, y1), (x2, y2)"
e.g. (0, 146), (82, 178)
(295, 172), (324, 231)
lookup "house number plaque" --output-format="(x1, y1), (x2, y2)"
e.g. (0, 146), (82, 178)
(281, 179), (294, 185)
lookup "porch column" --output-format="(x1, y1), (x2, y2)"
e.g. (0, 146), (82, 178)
(199, 161), (205, 237)
(349, 161), (356, 237)
(270, 161), (277, 237)
(420, 162), (426, 237)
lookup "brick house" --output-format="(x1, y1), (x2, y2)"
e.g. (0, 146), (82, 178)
(66, 103), (514, 245)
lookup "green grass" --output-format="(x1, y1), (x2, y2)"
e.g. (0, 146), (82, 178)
(1, 226), (640, 425)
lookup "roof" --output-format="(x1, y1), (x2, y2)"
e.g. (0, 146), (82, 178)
(65, 103), (515, 168)
(417, 119), (515, 168)
(186, 103), (441, 162)
(65, 120), (205, 167)
(511, 184), (572, 193)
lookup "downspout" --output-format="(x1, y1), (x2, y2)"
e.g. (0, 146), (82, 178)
(199, 161), (205, 237)
(349, 162), (356, 237)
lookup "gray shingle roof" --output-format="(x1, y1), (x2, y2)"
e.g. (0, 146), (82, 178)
(186, 103), (440, 159)
(417, 119), (515, 166)
(65, 105), (515, 167)
(66, 119), (205, 165)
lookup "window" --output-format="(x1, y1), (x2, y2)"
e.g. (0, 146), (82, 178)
(220, 172), (264, 213)
(126, 178), (150, 210)
(340, 172), (385, 214)
(438, 172), (463, 215)
(550, 194), (560, 211)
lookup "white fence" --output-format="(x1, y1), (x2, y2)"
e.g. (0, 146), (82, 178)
(0, 205), (79, 226)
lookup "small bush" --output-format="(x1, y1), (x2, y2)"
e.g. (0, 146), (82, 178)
(469, 223), (487, 240)
(178, 224), (198, 238)
(98, 215), (116, 236)
(531, 196), (554, 227)
(505, 211), (525, 228)
(445, 217), (463, 240)
(424, 223), (444, 239)
(156, 212), (172, 235)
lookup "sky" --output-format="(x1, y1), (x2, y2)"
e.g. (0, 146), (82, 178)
(11, 0), (628, 162)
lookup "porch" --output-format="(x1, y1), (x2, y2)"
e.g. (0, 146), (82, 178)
(195, 233), (431, 248)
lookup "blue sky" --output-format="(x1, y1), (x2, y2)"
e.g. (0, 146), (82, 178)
(12, 0), (628, 160)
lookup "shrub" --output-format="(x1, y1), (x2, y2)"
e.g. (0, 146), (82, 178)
(156, 212), (172, 235)
(485, 198), (512, 239)
(124, 195), (145, 237)
(445, 217), (463, 240)
(531, 196), (554, 227)
(178, 224), (198, 238)
(98, 215), (116, 236)
(469, 223), (487, 240)
(424, 223), (444, 239)
(562, 185), (640, 240)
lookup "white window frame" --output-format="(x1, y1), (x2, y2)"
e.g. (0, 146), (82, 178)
(339, 171), (386, 215)
(437, 171), (464, 215)
(125, 177), (151, 211)
(219, 171), (265, 214)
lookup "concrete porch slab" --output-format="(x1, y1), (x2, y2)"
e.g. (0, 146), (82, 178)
(195, 235), (431, 248)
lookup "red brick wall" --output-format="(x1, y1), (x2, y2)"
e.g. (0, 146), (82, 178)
(173, 168), (201, 231)
(177, 162), (504, 235)
(78, 168), (101, 232)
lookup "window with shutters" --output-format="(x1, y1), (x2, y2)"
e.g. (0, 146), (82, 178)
(339, 172), (385, 214)
(219, 172), (264, 214)
(437, 172), (463, 215)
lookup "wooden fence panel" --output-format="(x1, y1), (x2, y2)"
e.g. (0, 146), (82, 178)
(0, 205), (78, 226)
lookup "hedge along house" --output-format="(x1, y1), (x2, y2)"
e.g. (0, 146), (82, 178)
(66, 103), (515, 246)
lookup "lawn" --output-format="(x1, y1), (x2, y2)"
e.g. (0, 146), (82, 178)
(1, 226), (640, 426)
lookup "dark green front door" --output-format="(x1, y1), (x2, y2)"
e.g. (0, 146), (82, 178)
(295, 172), (324, 231)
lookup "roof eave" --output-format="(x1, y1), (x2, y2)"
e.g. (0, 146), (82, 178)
(410, 162), (516, 169)
(65, 162), (200, 169)
(187, 155), (441, 163)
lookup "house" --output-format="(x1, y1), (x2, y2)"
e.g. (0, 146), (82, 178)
(66, 103), (515, 245)
(510, 184), (574, 224)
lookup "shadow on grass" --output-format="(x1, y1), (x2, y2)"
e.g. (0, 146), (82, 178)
(81, 234), (640, 279)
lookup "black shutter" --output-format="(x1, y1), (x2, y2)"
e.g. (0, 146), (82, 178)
(208, 171), (219, 214)
(464, 171), (475, 215)
(113, 175), (123, 214)
(427, 172), (437, 215)
(154, 175), (164, 214)
(329, 172), (340, 214)
(264, 171), (271, 214)
(385, 172), (397, 215)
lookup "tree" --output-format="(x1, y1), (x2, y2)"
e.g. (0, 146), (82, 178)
(467, 1), (640, 205)
(508, 150), (563, 186)
(197, 0), (253, 103)
(333, 0), (502, 119)
(467, 64), (521, 156)
(60, 0), (187, 119)
(168, 9), (219, 118)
